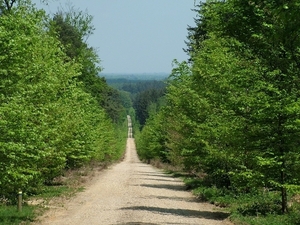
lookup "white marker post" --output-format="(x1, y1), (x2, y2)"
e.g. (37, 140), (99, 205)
(18, 190), (22, 212)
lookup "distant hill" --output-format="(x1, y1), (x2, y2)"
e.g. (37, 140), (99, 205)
(100, 73), (169, 81)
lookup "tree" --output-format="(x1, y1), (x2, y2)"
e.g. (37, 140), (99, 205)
(184, 1), (209, 60)
(136, 110), (167, 162)
(0, 1), (120, 200)
(207, 0), (300, 213)
(0, 0), (16, 11)
(51, 9), (124, 122)
(133, 88), (165, 126)
(0, 3), (80, 196)
(138, 0), (300, 214)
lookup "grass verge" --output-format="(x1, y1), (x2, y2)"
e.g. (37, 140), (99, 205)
(0, 205), (36, 225)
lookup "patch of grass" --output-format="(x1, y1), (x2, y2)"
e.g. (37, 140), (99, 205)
(36, 185), (74, 199)
(231, 212), (300, 225)
(0, 205), (36, 225)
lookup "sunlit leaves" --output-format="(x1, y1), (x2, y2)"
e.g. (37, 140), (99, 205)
(138, 0), (300, 214)
(0, 1), (118, 199)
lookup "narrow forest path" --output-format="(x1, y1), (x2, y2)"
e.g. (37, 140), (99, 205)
(34, 116), (232, 225)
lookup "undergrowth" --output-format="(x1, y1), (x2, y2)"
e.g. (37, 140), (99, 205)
(188, 177), (300, 224)
(0, 205), (36, 225)
(161, 167), (300, 225)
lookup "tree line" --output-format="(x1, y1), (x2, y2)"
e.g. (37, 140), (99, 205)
(0, 0), (125, 201)
(136, 0), (300, 221)
(125, 81), (165, 127)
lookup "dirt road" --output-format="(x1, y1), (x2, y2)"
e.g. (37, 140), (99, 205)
(35, 121), (232, 224)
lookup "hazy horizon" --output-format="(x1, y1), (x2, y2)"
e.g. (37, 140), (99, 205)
(32, 0), (196, 74)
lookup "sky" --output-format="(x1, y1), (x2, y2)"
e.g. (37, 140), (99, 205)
(32, 0), (197, 74)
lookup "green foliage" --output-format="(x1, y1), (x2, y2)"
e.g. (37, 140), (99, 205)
(0, 3), (76, 196)
(183, 175), (299, 224)
(184, 1), (209, 59)
(136, 111), (167, 162)
(51, 9), (125, 122)
(121, 80), (166, 95)
(119, 90), (132, 109)
(133, 88), (165, 126)
(36, 185), (71, 198)
(0, 1), (123, 202)
(193, 186), (223, 202)
(234, 193), (282, 216)
(0, 205), (36, 225)
(108, 78), (166, 127)
(136, 0), (300, 220)
(112, 117), (130, 159)
(231, 208), (300, 225)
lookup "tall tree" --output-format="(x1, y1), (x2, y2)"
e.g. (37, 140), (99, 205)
(0, 0), (16, 11)
(51, 9), (124, 122)
(134, 88), (165, 126)
(0, 3), (80, 196)
(0, 1), (120, 200)
(184, 1), (209, 60)
(209, 0), (300, 213)
(139, 0), (300, 214)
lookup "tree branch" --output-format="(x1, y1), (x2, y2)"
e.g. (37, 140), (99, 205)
(4, 0), (16, 11)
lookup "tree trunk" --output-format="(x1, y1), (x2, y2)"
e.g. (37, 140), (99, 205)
(280, 168), (287, 213)
(278, 115), (287, 214)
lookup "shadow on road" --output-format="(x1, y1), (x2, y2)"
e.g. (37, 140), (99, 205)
(141, 178), (182, 183)
(135, 172), (175, 178)
(120, 206), (229, 220)
(147, 195), (199, 203)
(113, 223), (194, 225)
(112, 223), (159, 225)
(137, 183), (186, 192)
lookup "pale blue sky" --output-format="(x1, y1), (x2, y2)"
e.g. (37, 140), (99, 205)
(32, 0), (197, 74)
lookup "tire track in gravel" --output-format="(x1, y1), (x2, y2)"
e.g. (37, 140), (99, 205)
(34, 117), (232, 225)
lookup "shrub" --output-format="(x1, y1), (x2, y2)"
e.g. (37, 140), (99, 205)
(235, 192), (281, 216)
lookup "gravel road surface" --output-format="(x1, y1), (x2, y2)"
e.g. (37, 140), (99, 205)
(35, 137), (232, 225)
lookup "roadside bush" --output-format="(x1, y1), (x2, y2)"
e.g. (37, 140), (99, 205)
(193, 186), (229, 203)
(288, 202), (300, 225)
(234, 192), (281, 216)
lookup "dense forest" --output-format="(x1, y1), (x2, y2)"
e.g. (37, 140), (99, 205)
(0, 0), (126, 202)
(108, 77), (166, 127)
(136, 0), (300, 224)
